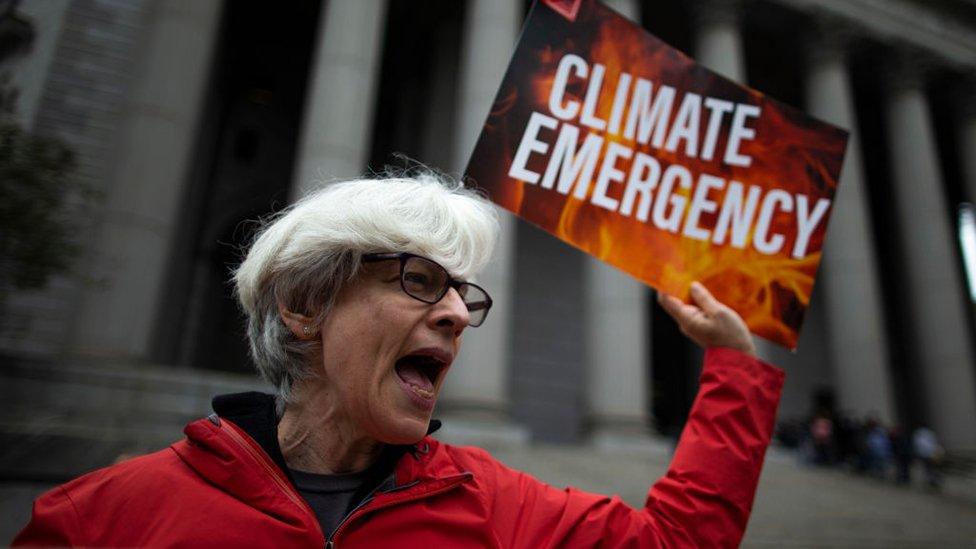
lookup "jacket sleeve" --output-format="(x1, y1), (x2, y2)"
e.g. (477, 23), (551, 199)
(11, 485), (84, 547)
(485, 347), (784, 548)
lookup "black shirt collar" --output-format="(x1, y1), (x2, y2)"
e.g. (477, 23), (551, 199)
(210, 392), (442, 487)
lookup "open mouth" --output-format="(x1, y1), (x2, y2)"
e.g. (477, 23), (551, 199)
(394, 351), (448, 400)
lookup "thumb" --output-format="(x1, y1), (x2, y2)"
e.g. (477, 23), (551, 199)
(689, 282), (721, 316)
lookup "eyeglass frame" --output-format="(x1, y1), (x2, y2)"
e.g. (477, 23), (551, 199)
(360, 252), (493, 327)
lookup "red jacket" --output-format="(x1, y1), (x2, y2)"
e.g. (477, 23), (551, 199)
(14, 348), (783, 548)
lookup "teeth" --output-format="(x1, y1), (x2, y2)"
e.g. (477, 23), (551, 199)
(407, 383), (433, 398)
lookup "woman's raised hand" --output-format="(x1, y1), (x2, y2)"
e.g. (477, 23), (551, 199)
(657, 281), (756, 356)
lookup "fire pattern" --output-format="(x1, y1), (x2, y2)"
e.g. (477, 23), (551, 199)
(464, 0), (848, 349)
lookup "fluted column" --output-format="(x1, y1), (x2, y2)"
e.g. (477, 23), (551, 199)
(68, 0), (222, 359)
(692, 0), (746, 83)
(805, 25), (895, 423)
(585, 0), (651, 433)
(885, 54), (976, 451)
(291, 0), (388, 193)
(443, 0), (519, 412)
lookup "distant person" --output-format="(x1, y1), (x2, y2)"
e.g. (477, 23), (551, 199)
(810, 415), (834, 465)
(912, 425), (944, 489)
(889, 426), (912, 485)
(14, 174), (784, 547)
(864, 418), (892, 479)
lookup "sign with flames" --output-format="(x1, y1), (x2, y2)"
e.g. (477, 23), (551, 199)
(464, 0), (848, 349)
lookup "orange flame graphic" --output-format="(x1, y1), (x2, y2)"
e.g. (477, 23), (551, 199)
(465, 0), (848, 349)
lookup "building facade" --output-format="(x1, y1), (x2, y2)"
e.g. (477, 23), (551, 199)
(2, 0), (976, 463)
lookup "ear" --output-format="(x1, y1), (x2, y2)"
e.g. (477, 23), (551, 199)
(277, 300), (317, 340)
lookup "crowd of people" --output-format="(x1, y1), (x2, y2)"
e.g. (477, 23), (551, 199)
(777, 410), (945, 489)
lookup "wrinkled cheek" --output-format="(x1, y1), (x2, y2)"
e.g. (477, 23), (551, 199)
(367, 380), (399, 426)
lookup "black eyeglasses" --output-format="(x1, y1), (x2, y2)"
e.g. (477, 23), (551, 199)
(361, 252), (493, 327)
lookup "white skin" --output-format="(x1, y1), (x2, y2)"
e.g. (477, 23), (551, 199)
(277, 259), (469, 474)
(278, 266), (753, 475)
(657, 281), (757, 357)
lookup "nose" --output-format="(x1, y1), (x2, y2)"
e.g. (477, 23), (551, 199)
(428, 287), (470, 335)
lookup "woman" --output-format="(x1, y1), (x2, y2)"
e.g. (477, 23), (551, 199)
(15, 173), (783, 548)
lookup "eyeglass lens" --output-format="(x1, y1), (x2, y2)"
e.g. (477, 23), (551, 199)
(403, 256), (490, 327)
(402, 256), (448, 301)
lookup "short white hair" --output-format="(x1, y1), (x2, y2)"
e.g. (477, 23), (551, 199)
(234, 172), (499, 406)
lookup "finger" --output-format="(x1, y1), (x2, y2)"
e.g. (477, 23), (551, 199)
(657, 292), (681, 317)
(659, 292), (701, 326)
(689, 282), (722, 316)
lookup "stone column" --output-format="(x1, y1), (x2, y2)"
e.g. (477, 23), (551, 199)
(958, 81), (976, 206)
(691, 0), (753, 364)
(804, 25), (895, 423)
(585, 0), (651, 435)
(691, 0), (830, 410)
(442, 0), (519, 412)
(603, 0), (639, 20)
(957, 81), (976, 303)
(68, 0), (222, 359)
(884, 54), (976, 451)
(692, 0), (746, 83)
(291, 0), (388, 194)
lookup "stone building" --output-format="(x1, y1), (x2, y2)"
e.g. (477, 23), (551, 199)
(2, 0), (975, 486)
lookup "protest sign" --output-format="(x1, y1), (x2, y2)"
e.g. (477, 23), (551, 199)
(463, 0), (849, 349)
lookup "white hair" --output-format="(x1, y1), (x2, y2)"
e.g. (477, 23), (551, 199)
(234, 172), (499, 406)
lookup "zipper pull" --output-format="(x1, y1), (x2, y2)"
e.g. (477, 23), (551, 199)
(326, 541), (333, 549)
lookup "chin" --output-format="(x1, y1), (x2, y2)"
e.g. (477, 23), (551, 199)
(379, 415), (431, 445)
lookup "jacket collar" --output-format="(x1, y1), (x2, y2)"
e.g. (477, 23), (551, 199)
(170, 395), (469, 536)
(172, 414), (317, 530)
(211, 392), (290, 477)
(210, 392), (443, 468)
(173, 392), (456, 503)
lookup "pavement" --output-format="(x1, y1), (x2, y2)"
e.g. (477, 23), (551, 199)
(437, 418), (976, 548)
(484, 443), (976, 548)
(3, 422), (975, 547)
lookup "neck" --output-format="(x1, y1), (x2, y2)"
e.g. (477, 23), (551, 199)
(277, 383), (383, 475)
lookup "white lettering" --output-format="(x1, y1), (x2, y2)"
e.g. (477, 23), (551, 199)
(607, 72), (632, 136)
(664, 93), (702, 158)
(620, 153), (661, 222)
(580, 63), (608, 131)
(538, 122), (604, 199)
(624, 79), (676, 147)
(653, 164), (692, 233)
(724, 104), (761, 167)
(682, 173), (724, 240)
(591, 142), (632, 211)
(508, 111), (557, 184)
(754, 189), (793, 254)
(712, 182), (762, 249)
(549, 54), (587, 120)
(793, 195), (831, 258)
(701, 97), (735, 161)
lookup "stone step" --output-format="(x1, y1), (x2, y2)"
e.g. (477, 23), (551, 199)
(0, 356), (268, 480)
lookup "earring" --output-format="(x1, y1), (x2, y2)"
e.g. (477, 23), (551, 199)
(302, 325), (311, 336)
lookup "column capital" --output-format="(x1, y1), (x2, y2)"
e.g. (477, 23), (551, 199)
(802, 10), (864, 67)
(690, 0), (744, 30)
(878, 46), (940, 94)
